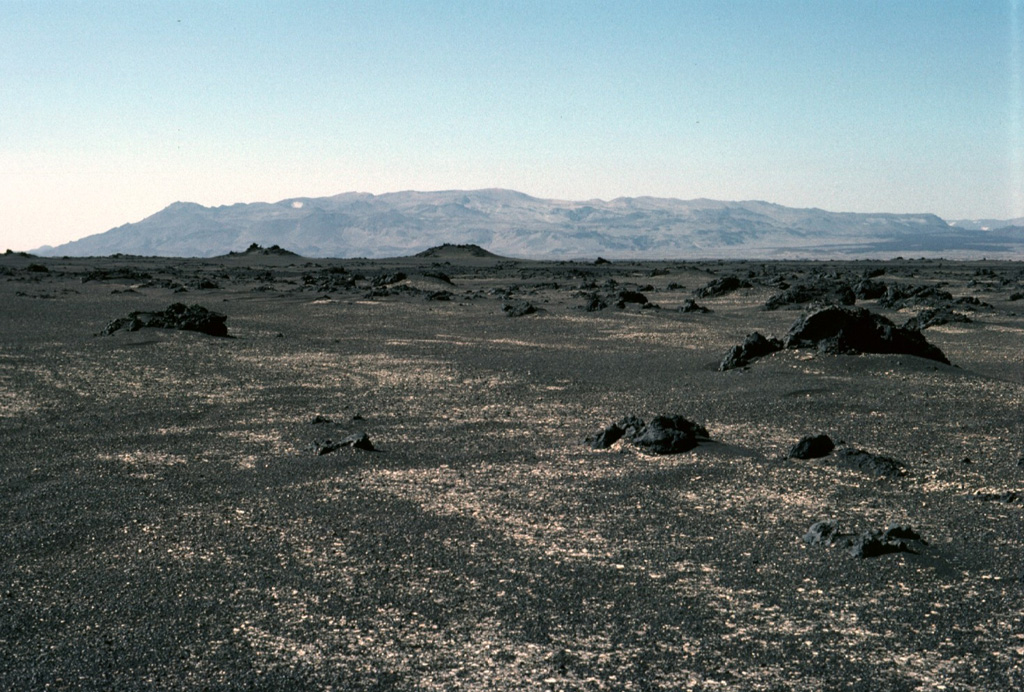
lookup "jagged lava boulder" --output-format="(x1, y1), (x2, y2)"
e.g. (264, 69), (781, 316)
(719, 332), (783, 371)
(784, 305), (949, 364)
(587, 415), (710, 455)
(789, 434), (835, 459)
(694, 276), (752, 298)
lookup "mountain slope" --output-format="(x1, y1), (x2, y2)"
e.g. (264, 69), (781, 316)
(37, 189), (1024, 259)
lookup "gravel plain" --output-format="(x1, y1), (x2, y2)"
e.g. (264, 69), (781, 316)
(2, 247), (1023, 690)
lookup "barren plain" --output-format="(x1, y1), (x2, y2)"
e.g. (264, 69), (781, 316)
(1, 247), (1022, 690)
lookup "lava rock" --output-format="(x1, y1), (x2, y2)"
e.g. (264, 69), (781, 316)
(804, 521), (924, 558)
(614, 290), (649, 307)
(803, 520), (841, 547)
(878, 284), (954, 309)
(677, 299), (710, 313)
(586, 423), (625, 449)
(971, 491), (1021, 504)
(228, 243), (299, 257)
(694, 276), (752, 298)
(586, 414), (709, 455)
(719, 332), (784, 371)
(788, 434), (835, 459)
(783, 305), (949, 364)
(832, 448), (906, 478)
(371, 272), (407, 287)
(303, 268), (357, 293)
(101, 303), (229, 337)
(853, 278), (888, 300)
(632, 415), (709, 454)
(902, 307), (972, 330)
(882, 524), (923, 542)
(82, 268), (153, 283)
(764, 279), (856, 310)
(313, 433), (374, 455)
(503, 299), (538, 317)
(848, 530), (906, 558)
(423, 270), (454, 285)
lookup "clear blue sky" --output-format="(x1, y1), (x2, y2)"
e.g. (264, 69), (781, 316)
(2, 0), (1022, 250)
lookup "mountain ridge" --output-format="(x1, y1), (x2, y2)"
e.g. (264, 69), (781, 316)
(34, 189), (1024, 259)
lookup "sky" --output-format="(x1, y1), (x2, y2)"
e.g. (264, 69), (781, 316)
(2, 0), (1022, 251)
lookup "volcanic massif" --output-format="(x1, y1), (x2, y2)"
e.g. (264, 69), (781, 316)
(3, 219), (1024, 688)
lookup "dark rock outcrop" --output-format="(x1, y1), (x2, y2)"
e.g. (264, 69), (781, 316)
(719, 305), (950, 368)
(82, 268), (153, 283)
(783, 305), (949, 364)
(303, 269), (356, 293)
(848, 525), (923, 558)
(902, 307), (972, 330)
(694, 276), (752, 298)
(803, 520), (842, 547)
(804, 521), (925, 558)
(371, 272), (407, 287)
(587, 415), (710, 455)
(423, 270), (454, 285)
(614, 290), (649, 307)
(502, 299), (538, 317)
(101, 303), (229, 337)
(853, 278), (887, 300)
(788, 434), (835, 459)
(677, 299), (710, 313)
(832, 448), (906, 478)
(313, 433), (374, 455)
(878, 284), (954, 309)
(582, 294), (609, 312)
(971, 491), (1021, 504)
(719, 332), (783, 371)
(764, 279), (856, 310)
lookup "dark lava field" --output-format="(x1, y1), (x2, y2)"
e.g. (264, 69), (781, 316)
(2, 245), (1023, 690)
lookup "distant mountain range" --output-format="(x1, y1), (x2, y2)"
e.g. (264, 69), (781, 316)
(34, 189), (1024, 259)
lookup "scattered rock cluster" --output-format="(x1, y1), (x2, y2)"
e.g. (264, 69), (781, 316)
(227, 243), (298, 256)
(303, 268), (357, 293)
(586, 415), (710, 455)
(804, 520), (926, 558)
(100, 303), (229, 337)
(577, 287), (659, 312)
(82, 268), (153, 283)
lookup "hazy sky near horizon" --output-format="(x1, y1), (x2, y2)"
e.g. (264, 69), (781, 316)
(2, 0), (1022, 251)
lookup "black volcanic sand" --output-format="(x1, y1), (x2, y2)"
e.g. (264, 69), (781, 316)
(2, 250), (1023, 690)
